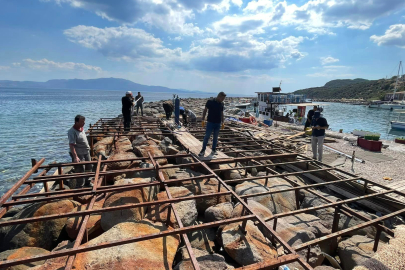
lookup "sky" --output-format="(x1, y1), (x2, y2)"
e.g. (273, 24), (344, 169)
(1, 0), (405, 94)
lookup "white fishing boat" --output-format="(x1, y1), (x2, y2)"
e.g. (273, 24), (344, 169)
(368, 100), (390, 108)
(390, 110), (405, 130)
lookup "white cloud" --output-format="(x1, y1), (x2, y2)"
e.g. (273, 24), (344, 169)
(0, 66), (11, 70)
(174, 36), (183, 41)
(213, 0), (405, 37)
(370, 24), (405, 48)
(15, 58), (102, 71)
(64, 26), (182, 60)
(320, 56), (339, 65)
(41, 0), (209, 35)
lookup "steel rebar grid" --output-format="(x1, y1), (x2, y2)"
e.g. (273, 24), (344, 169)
(147, 152), (200, 270)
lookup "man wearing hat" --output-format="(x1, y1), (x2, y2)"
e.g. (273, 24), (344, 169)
(311, 111), (329, 162)
(199, 92), (226, 157)
(122, 91), (134, 132)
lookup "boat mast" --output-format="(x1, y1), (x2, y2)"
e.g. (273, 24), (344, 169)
(392, 61), (402, 103)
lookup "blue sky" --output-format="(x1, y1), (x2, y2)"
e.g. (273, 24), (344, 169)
(1, 0), (405, 94)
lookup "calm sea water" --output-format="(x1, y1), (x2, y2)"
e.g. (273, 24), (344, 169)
(0, 88), (215, 198)
(1, 89), (404, 198)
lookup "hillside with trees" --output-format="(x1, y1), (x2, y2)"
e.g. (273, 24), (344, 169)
(294, 77), (405, 100)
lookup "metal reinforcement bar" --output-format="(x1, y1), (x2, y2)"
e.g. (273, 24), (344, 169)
(0, 215), (257, 268)
(294, 207), (405, 252)
(0, 192), (232, 227)
(0, 158), (45, 208)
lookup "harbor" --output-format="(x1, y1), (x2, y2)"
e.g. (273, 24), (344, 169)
(1, 97), (405, 270)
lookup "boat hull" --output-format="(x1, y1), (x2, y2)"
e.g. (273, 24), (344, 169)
(391, 121), (405, 130)
(380, 104), (405, 110)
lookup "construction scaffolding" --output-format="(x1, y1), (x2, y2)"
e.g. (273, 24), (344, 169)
(1, 116), (404, 270)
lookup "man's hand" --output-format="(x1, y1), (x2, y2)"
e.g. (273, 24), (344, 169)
(221, 123), (225, 130)
(75, 156), (81, 163)
(316, 126), (321, 130)
(202, 120), (206, 128)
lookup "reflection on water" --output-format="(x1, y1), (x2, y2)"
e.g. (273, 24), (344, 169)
(0, 88), (214, 197)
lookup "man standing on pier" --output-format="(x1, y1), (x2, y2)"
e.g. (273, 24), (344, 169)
(122, 91), (134, 132)
(68, 115), (93, 188)
(304, 105), (317, 130)
(311, 111), (329, 162)
(198, 92), (226, 157)
(135, 92), (144, 116)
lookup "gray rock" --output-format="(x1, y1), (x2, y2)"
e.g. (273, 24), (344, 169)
(221, 220), (277, 266)
(235, 178), (297, 214)
(337, 235), (384, 270)
(145, 187), (198, 228)
(174, 247), (234, 270)
(0, 247), (50, 270)
(187, 225), (218, 253)
(0, 200), (80, 251)
(205, 202), (233, 222)
(132, 135), (147, 147)
(101, 178), (158, 231)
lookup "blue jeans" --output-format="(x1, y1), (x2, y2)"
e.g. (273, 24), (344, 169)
(201, 122), (221, 152)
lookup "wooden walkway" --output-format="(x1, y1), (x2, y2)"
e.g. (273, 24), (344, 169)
(369, 180), (405, 204)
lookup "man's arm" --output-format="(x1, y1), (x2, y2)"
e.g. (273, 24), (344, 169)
(69, 144), (81, 163)
(202, 107), (208, 120)
(221, 111), (224, 123)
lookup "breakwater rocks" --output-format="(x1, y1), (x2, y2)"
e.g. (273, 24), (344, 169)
(1, 116), (404, 270)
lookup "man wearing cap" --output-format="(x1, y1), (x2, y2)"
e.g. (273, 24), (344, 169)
(122, 91), (134, 132)
(135, 92), (144, 116)
(199, 92), (226, 157)
(311, 111), (329, 162)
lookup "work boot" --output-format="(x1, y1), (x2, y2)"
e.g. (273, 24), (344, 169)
(198, 151), (205, 158)
(210, 150), (218, 156)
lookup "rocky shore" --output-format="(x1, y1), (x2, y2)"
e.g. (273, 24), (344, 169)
(0, 99), (404, 270)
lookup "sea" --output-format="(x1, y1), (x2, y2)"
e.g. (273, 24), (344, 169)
(1, 88), (405, 198)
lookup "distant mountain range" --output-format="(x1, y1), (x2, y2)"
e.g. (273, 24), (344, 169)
(294, 77), (405, 100)
(0, 78), (210, 94)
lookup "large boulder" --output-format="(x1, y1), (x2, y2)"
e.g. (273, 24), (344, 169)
(0, 200), (80, 251)
(301, 191), (384, 240)
(221, 220), (277, 266)
(0, 247), (50, 270)
(211, 164), (242, 181)
(338, 235), (384, 270)
(101, 178), (158, 231)
(205, 202), (233, 222)
(65, 196), (106, 239)
(161, 167), (231, 212)
(235, 178), (297, 214)
(107, 151), (139, 170)
(145, 187), (197, 228)
(29, 241), (75, 270)
(133, 140), (168, 165)
(174, 247), (234, 270)
(93, 137), (113, 158)
(72, 220), (180, 269)
(232, 200), (272, 220)
(132, 135), (148, 147)
(187, 225), (218, 253)
(115, 137), (133, 152)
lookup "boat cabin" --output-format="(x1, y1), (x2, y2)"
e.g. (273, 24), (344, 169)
(255, 91), (307, 120)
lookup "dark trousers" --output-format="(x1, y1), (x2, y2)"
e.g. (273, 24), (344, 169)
(123, 111), (131, 132)
(201, 122), (221, 152)
(69, 151), (92, 188)
(304, 120), (311, 130)
(136, 104), (143, 116)
(163, 104), (173, 120)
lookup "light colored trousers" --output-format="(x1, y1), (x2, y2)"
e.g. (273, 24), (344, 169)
(311, 136), (325, 162)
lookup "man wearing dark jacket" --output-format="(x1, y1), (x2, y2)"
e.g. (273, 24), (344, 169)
(311, 111), (328, 162)
(304, 105), (317, 130)
(135, 92), (144, 116)
(122, 91), (134, 132)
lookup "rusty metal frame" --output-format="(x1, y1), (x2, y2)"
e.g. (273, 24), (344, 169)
(0, 117), (313, 270)
(2, 116), (404, 270)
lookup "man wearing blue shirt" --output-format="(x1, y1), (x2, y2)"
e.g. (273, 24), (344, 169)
(199, 92), (226, 157)
(311, 111), (329, 162)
